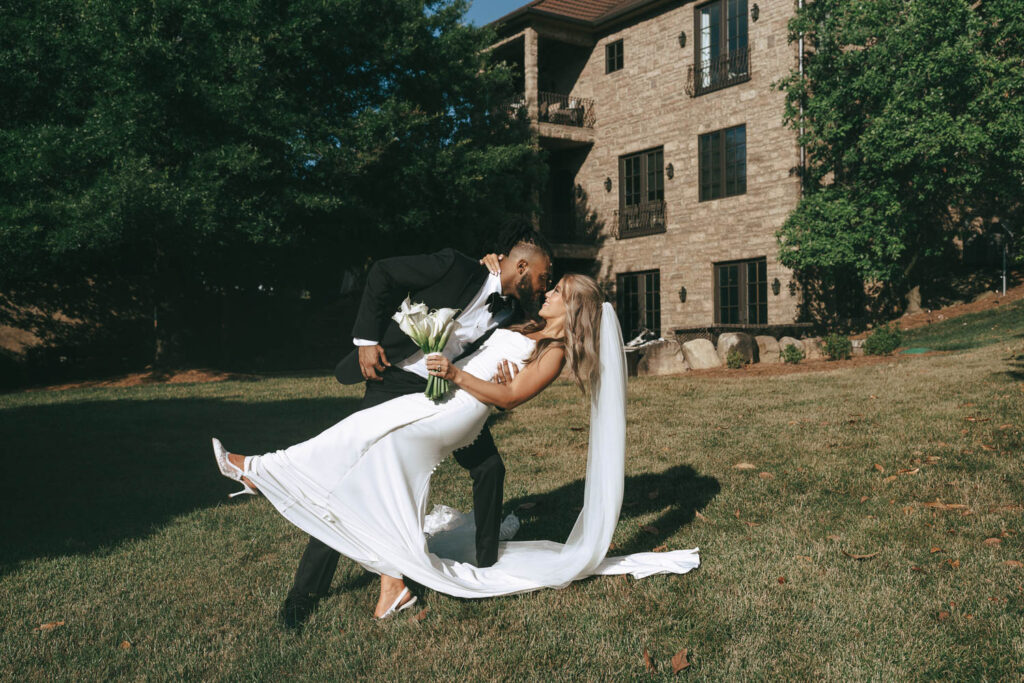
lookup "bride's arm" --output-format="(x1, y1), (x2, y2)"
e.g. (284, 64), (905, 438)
(428, 348), (565, 410)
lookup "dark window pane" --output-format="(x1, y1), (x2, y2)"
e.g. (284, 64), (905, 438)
(617, 270), (660, 338)
(606, 40), (623, 73)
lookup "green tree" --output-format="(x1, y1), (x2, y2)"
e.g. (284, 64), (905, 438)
(776, 0), (1024, 323)
(0, 0), (542, 363)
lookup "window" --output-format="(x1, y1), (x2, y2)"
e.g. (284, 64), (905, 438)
(605, 39), (623, 73)
(693, 0), (749, 95)
(714, 258), (766, 324)
(617, 270), (661, 339)
(617, 147), (666, 238)
(699, 124), (746, 201)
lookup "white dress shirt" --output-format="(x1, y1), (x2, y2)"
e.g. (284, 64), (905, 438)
(353, 272), (508, 379)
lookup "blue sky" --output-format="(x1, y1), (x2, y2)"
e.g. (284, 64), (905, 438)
(463, 0), (528, 26)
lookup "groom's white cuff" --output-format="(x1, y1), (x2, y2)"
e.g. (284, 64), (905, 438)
(353, 338), (379, 346)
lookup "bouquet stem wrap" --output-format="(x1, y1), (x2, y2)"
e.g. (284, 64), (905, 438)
(392, 297), (461, 401)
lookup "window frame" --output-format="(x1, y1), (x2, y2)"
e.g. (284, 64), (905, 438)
(618, 146), (664, 209)
(616, 269), (661, 339)
(699, 124), (746, 201)
(605, 39), (624, 74)
(692, 0), (750, 95)
(713, 257), (767, 325)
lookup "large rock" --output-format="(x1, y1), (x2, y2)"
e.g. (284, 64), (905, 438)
(755, 335), (781, 364)
(635, 340), (689, 376)
(778, 336), (804, 360)
(681, 338), (722, 370)
(717, 332), (755, 364)
(801, 336), (824, 360)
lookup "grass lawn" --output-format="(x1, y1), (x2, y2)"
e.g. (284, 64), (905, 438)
(2, 303), (1022, 680)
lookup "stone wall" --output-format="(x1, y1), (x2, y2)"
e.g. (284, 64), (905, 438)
(553, 1), (802, 332)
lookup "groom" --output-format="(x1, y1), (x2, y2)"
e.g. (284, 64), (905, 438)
(280, 228), (553, 628)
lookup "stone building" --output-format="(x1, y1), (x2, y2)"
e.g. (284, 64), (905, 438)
(489, 0), (803, 341)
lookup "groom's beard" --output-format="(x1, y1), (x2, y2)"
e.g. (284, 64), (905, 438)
(515, 279), (544, 318)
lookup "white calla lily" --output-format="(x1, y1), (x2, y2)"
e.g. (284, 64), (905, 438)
(392, 298), (462, 400)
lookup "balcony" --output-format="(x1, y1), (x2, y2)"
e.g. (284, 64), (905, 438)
(685, 46), (751, 97)
(615, 201), (666, 239)
(537, 91), (595, 128)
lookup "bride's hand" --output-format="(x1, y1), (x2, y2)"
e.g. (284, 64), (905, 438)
(490, 359), (518, 385)
(426, 354), (458, 382)
(479, 253), (503, 275)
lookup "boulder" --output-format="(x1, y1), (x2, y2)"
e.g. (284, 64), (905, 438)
(801, 336), (824, 360)
(635, 340), (689, 376)
(755, 335), (781, 364)
(717, 332), (756, 364)
(778, 336), (804, 358)
(681, 338), (722, 370)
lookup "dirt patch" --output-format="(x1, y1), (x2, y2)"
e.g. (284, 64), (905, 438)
(35, 368), (254, 392)
(853, 277), (1024, 338)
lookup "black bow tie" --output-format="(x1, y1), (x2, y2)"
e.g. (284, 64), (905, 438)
(486, 292), (513, 315)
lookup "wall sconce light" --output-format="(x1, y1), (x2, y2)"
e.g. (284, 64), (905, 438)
(771, 277), (781, 295)
(751, 3), (759, 21)
(604, 177), (612, 192)
(678, 285), (687, 303)
(575, 183), (583, 198)
(666, 163), (674, 179)
(678, 31), (686, 48)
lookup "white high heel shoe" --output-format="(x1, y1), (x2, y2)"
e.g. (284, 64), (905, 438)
(212, 438), (257, 498)
(375, 587), (418, 620)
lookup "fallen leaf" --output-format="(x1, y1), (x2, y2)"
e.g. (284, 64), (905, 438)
(883, 475), (898, 483)
(517, 502), (536, 510)
(798, 555), (812, 562)
(733, 462), (756, 470)
(34, 621), (65, 632)
(119, 640), (131, 650)
(911, 566), (926, 573)
(827, 534), (841, 541)
(694, 511), (711, 523)
(744, 521), (760, 528)
(897, 468), (920, 475)
(647, 490), (660, 500)
(609, 542), (618, 551)
(640, 524), (659, 535)
(938, 611), (950, 621)
(409, 608), (428, 623)
(981, 444), (996, 451)
(946, 559), (960, 569)
(930, 547), (943, 553)
(1003, 560), (1023, 568)
(999, 424), (1012, 430)
(652, 545), (668, 552)
(643, 649), (657, 673)
(870, 394), (878, 399)
(921, 501), (969, 511)
(860, 496), (869, 503)
(984, 537), (1002, 547)
(777, 576), (787, 584)
(758, 471), (774, 480)
(671, 648), (691, 674)
(734, 509), (741, 519)
(842, 550), (878, 560)
(873, 464), (885, 473)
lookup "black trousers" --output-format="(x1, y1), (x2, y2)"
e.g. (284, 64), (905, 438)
(287, 367), (505, 600)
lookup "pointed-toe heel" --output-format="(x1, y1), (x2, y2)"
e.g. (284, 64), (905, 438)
(212, 437), (257, 498)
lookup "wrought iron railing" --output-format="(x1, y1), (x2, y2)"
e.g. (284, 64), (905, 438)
(615, 201), (666, 239)
(537, 91), (596, 128)
(686, 46), (751, 97)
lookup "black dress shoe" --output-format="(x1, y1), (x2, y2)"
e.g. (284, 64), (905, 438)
(279, 593), (319, 630)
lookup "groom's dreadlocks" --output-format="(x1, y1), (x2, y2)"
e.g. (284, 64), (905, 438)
(494, 215), (553, 260)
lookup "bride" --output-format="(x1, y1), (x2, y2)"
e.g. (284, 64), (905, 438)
(213, 274), (699, 619)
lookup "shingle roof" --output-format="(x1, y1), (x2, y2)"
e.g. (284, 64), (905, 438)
(495, 0), (658, 26)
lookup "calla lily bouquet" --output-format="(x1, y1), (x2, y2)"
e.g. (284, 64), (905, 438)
(392, 297), (461, 400)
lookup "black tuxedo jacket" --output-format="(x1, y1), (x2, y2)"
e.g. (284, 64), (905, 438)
(335, 249), (520, 385)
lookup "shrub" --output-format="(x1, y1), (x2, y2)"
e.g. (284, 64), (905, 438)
(726, 348), (745, 369)
(781, 343), (805, 364)
(823, 333), (853, 360)
(864, 323), (902, 356)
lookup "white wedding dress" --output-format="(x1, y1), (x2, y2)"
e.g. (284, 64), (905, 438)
(244, 303), (699, 598)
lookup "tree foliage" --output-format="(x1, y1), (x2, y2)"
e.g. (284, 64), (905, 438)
(0, 0), (542, 360)
(776, 0), (1024, 316)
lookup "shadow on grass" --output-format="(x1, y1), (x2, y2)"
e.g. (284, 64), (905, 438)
(506, 465), (720, 555)
(0, 394), (362, 574)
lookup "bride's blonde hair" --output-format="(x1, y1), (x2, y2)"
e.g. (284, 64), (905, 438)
(513, 273), (604, 393)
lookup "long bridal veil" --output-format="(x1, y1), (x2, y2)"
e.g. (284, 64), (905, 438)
(425, 302), (699, 593)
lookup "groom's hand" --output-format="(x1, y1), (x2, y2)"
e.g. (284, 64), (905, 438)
(358, 345), (390, 381)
